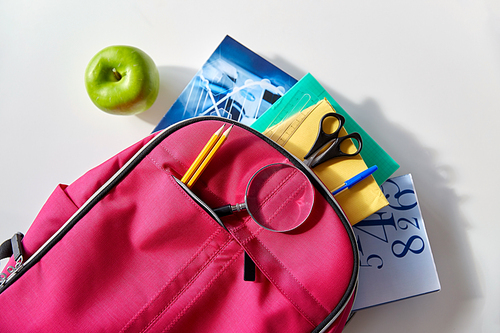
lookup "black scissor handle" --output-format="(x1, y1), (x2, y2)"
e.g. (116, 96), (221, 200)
(309, 132), (363, 168)
(303, 112), (345, 160)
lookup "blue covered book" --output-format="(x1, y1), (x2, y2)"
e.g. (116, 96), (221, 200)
(153, 36), (297, 132)
(352, 174), (440, 311)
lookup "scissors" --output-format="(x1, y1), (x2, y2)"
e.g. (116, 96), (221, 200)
(303, 112), (363, 168)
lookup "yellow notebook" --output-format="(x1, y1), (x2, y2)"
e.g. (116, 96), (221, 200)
(263, 99), (388, 225)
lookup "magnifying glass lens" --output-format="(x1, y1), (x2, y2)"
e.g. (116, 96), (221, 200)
(245, 164), (314, 232)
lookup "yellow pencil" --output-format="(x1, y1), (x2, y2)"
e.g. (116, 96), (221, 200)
(186, 125), (233, 188)
(181, 124), (225, 184)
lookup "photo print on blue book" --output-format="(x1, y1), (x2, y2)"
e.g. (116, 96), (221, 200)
(154, 36), (298, 132)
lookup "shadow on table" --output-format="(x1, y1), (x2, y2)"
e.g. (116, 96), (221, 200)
(323, 86), (481, 333)
(267, 55), (481, 331)
(136, 66), (197, 128)
(269, 57), (481, 332)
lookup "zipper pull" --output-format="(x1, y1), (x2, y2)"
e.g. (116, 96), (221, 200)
(2, 233), (24, 283)
(11, 232), (24, 270)
(0, 232), (24, 287)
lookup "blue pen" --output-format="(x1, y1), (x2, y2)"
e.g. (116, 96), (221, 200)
(332, 165), (378, 196)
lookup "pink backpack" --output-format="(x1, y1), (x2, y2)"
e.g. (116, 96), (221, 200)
(0, 118), (358, 332)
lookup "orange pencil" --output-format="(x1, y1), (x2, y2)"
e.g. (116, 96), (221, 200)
(186, 125), (233, 188)
(181, 124), (225, 184)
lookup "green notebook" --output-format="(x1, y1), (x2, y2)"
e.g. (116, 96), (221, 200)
(251, 73), (399, 185)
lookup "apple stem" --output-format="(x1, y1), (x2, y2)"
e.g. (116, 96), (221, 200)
(112, 68), (122, 81)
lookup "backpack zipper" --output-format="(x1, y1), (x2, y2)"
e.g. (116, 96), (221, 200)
(0, 233), (24, 287)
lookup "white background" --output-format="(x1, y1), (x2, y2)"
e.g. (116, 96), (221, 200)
(1, 1), (499, 332)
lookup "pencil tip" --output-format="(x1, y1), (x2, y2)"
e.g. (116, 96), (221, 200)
(214, 124), (225, 135)
(223, 124), (234, 136)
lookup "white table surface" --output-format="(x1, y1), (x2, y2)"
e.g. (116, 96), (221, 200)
(1, 1), (499, 332)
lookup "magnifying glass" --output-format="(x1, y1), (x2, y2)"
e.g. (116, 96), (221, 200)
(213, 163), (315, 232)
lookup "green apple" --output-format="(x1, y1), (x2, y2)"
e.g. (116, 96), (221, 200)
(84, 45), (160, 115)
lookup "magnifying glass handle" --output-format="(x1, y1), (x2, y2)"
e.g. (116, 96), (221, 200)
(213, 205), (233, 217)
(213, 203), (247, 217)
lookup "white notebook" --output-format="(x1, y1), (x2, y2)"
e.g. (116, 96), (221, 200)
(352, 174), (441, 311)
